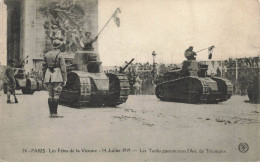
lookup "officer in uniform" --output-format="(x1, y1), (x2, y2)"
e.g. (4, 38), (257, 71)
(184, 46), (197, 60)
(4, 59), (17, 104)
(42, 40), (67, 118)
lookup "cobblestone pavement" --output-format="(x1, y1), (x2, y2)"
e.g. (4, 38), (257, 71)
(0, 90), (259, 161)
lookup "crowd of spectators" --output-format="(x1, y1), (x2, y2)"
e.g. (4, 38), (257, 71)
(220, 57), (259, 95)
(225, 56), (259, 68)
(125, 62), (155, 95)
(105, 62), (183, 95)
(105, 62), (156, 95)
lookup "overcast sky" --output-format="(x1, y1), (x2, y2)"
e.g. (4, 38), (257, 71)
(98, 0), (260, 66)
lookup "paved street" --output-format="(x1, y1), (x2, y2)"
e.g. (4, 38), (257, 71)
(0, 90), (259, 161)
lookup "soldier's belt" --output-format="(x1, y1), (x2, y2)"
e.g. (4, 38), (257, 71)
(48, 66), (60, 73)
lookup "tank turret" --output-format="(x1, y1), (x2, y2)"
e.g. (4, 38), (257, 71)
(70, 51), (102, 72)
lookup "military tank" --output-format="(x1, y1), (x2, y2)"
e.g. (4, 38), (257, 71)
(3, 68), (38, 94)
(3, 56), (40, 94)
(155, 60), (233, 103)
(59, 51), (130, 107)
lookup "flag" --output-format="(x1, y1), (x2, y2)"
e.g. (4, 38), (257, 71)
(112, 8), (121, 27)
(208, 45), (215, 59)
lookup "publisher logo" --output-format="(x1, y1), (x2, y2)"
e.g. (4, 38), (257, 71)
(238, 143), (249, 153)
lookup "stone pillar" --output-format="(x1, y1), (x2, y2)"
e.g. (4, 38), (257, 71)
(4, 0), (20, 65)
(0, 0), (7, 65)
(21, 0), (36, 73)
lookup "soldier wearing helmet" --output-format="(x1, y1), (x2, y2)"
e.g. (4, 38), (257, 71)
(184, 46), (197, 60)
(81, 31), (98, 51)
(42, 39), (67, 118)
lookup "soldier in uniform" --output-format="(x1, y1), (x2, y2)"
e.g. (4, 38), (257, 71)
(4, 59), (17, 103)
(81, 31), (98, 51)
(247, 73), (259, 103)
(42, 40), (67, 118)
(184, 46), (197, 60)
(239, 76), (247, 96)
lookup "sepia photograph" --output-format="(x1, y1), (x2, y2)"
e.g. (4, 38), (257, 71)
(0, 0), (259, 162)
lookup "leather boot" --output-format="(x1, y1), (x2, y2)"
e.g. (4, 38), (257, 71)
(52, 99), (63, 118)
(48, 98), (54, 118)
(7, 92), (11, 104)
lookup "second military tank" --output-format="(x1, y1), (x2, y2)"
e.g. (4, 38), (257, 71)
(155, 60), (233, 103)
(3, 58), (40, 95)
(59, 51), (130, 107)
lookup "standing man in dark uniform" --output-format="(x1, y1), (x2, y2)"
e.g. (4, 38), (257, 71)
(42, 40), (67, 118)
(240, 76), (247, 96)
(247, 73), (259, 103)
(184, 46), (197, 60)
(4, 59), (17, 104)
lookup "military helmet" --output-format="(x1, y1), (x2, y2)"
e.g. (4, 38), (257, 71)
(85, 31), (91, 36)
(52, 39), (63, 49)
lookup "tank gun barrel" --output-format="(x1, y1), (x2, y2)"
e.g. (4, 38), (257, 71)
(119, 58), (134, 73)
(21, 56), (29, 63)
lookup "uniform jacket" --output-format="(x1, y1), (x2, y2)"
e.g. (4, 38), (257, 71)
(81, 36), (97, 51)
(42, 49), (67, 83)
(184, 49), (196, 59)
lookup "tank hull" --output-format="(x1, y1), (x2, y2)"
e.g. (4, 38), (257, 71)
(155, 76), (232, 103)
(211, 77), (233, 101)
(3, 77), (37, 94)
(59, 71), (130, 107)
(3, 67), (39, 94)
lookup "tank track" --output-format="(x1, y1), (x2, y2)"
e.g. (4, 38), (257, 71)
(155, 76), (232, 104)
(211, 77), (233, 102)
(106, 73), (130, 106)
(60, 72), (130, 107)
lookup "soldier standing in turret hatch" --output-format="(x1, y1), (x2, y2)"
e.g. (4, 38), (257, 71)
(184, 46), (197, 60)
(42, 40), (67, 118)
(81, 31), (98, 51)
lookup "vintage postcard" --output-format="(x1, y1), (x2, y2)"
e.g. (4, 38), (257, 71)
(0, 0), (259, 162)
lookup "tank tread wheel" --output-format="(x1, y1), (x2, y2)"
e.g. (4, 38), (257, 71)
(106, 73), (130, 106)
(155, 85), (165, 101)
